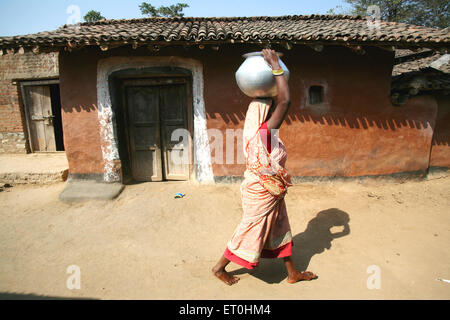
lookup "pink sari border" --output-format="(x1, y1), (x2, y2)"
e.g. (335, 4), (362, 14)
(224, 241), (293, 270)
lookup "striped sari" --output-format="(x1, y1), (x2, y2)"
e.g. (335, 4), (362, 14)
(224, 98), (293, 269)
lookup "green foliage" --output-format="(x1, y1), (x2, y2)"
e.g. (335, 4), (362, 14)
(326, 5), (352, 15)
(328, 0), (449, 28)
(407, 0), (449, 29)
(344, 0), (414, 22)
(139, 2), (189, 17)
(83, 10), (105, 22)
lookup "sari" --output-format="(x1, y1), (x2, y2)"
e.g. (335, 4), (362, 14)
(224, 98), (293, 269)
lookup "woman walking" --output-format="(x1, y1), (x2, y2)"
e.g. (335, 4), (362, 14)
(212, 49), (318, 285)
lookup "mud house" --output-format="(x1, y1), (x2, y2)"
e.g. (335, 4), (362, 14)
(391, 49), (450, 171)
(0, 15), (448, 196)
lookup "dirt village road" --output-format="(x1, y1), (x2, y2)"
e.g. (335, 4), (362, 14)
(0, 173), (449, 300)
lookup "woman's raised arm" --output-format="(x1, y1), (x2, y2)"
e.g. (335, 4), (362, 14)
(261, 49), (291, 130)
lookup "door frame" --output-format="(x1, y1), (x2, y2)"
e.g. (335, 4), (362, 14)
(19, 79), (61, 153)
(116, 74), (194, 182)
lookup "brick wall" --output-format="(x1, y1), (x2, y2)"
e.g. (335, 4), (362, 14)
(0, 51), (59, 153)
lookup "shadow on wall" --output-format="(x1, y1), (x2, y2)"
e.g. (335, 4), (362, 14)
(433, 131), (450, 147)
(230, 208), (350, 284)
(62, 104), (97, 113)
(286, 109), (435, 131)
(206, 104), (436, 131)
(432, 96), (450, 147)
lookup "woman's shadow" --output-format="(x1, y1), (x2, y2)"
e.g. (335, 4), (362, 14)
(230, 208), (350, 284)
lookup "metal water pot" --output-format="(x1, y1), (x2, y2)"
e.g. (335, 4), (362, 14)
(235, 52), (290, 98)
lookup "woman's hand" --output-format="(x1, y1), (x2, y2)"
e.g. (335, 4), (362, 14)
(261, 49), (281, 70)
(261, 49), (290, 130)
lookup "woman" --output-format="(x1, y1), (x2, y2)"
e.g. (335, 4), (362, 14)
(212, 49), (318, 285)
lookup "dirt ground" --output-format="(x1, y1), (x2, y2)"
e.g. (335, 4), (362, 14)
(0, 172), (449, 300)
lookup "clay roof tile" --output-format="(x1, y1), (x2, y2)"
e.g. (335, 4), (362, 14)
(0, 15), (448, 51)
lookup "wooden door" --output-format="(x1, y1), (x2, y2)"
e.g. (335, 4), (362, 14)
(125, 85), (163, 181)
(23, 85), (56, 152)
(160, 83), (190, 180)
(122, 78), (190, 182)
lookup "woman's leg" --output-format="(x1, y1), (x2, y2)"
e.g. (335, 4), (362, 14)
(283, 256), (318, 283)
(212, 255), (240, 286)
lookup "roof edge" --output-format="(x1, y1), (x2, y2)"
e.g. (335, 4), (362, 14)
(71, 14), (365, 28)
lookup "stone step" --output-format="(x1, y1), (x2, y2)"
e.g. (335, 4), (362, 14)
(59, 181), (124, 202)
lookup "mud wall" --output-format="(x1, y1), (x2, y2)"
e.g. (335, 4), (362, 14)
(430, 94), (450, 169)
(59, 44), (439, 181)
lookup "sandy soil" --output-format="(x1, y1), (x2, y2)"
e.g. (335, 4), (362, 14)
(0, 173), (449, 300)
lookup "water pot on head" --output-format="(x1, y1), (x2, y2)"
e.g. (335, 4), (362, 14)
(235, 52), (290, 98)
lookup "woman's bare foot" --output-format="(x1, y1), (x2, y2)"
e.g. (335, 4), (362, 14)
(212, 267), (240, 286)
(287, 271), (318, 284)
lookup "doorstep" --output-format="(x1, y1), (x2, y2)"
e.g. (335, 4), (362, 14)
(59, 180), (124, 202)
(0, 152), (69, 184)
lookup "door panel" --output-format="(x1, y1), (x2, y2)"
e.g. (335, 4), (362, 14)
(125, 86), (162, 181)
(24, 85), (56, 152)
(122, 78), (191, 182)
(160, 84), (190, 181)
